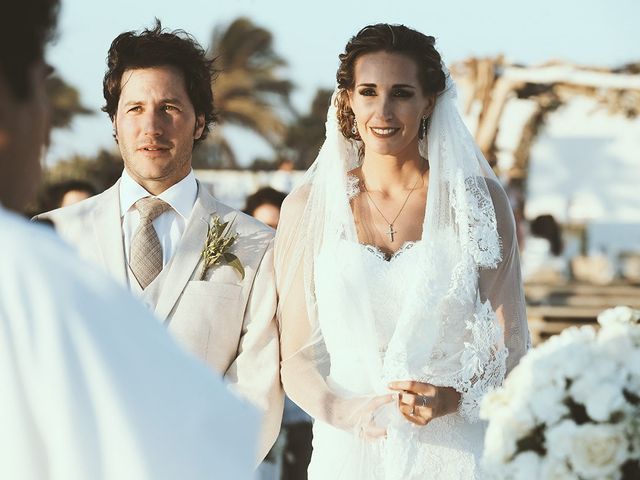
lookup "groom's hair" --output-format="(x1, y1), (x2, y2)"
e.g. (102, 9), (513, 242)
(102, 19), (216, 144)
(0, 0), (59, 101)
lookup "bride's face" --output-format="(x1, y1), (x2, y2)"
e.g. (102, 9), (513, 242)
(348, 51), (434, 158)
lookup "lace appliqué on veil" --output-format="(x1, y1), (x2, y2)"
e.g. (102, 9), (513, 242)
(457, 299), (508, 421)
(345, 173), (361, 200)
(454, 171), (502, 269)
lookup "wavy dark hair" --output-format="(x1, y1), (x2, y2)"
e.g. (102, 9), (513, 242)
(0, 0), (59, 100)
(102, 20), (216, 144)
(531, 214), (564, 256)
(335, 23), (446, 141)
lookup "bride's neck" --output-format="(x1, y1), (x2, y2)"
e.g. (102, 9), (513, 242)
(360, 152), (426, 195)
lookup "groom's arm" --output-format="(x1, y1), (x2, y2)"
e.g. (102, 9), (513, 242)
(224, 238), (283, 463)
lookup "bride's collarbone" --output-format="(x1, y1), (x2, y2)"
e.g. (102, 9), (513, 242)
(352, 192), (425, 256)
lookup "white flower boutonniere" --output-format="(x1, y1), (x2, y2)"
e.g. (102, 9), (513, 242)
(199, 215), (245, 281)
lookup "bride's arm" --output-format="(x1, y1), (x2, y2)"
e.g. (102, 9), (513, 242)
(455, 179), (530, 421)
(275, 189), (391, 436)
(479, 179), (530, 374)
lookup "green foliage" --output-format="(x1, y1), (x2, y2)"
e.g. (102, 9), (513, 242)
(204, 17), (294, 168)
(44, 149), (122, 193)
(46, 75), (92, 129)
(199, 216), (244, 280)
(284, 89), (332, 169)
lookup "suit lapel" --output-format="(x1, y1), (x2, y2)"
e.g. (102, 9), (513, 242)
(155, 181), (218, 322)
(91, 181), (128, 287)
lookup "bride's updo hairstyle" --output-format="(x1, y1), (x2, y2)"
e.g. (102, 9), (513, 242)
(336, 24), (446, 141)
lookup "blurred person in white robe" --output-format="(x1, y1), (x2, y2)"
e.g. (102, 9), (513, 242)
(0, 1), (258, 478)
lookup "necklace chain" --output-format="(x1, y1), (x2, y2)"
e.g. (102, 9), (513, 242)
(362, 173), (423, 242)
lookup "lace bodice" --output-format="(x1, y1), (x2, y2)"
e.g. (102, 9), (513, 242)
(355, 241), (421, 354)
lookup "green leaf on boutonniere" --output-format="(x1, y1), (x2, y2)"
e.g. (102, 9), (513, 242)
(223, 252), (245, 280)
(199, 215), (245, 281)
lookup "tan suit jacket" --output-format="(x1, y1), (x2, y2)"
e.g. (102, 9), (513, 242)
(39, 180), (283, 461)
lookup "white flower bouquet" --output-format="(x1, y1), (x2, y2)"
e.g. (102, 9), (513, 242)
(481, 306), (640, 479)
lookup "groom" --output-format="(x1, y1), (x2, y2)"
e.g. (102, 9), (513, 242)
(39, 21), (282, 460)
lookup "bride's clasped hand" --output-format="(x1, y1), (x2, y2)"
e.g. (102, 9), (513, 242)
(389, 381), (461, 426)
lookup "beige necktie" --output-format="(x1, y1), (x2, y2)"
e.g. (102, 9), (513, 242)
(130, 197), (171, 289)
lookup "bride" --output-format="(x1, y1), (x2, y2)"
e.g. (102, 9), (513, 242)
(274, 24), (529, 479)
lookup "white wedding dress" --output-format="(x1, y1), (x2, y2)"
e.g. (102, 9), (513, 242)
(307, 240), (485, 479)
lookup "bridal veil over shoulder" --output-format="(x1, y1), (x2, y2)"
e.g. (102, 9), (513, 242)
(275, 69), (529, 479)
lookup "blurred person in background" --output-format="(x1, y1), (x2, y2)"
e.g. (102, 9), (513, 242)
(521, 214), (568, 282)
(0, 1), (258, 478)
(270, 158), (296, 193)
(38, 178), (97, 213)
(37, 20), (283, 461)
(244, 186), (287, 229)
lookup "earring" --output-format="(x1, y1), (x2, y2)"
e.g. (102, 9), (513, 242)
(419, 115), (429, 140)
(351, 117), (358, 136)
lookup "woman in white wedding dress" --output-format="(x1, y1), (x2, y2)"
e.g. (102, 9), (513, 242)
(274, 24), (530, 479)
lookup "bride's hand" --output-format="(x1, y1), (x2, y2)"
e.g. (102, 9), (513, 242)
(388, 381), (461, 426)
(356, 394), (394, 440)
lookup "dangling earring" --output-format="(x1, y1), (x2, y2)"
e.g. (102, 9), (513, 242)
(351, 116), (358, 136)
(419, 115), (429, 140)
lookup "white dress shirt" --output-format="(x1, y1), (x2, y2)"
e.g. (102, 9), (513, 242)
(120, 169), (197, 266)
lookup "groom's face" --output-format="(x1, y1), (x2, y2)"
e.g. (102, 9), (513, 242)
(114, 66), (205, 195)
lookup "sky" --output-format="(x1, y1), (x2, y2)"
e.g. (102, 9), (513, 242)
(46, 0), (639, 166)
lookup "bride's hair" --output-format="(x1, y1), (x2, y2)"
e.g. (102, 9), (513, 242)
(335, 24), (446, 141)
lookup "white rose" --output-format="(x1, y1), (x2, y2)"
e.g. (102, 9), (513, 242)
(586, 383), (628, 422)
(507, 452), (542, 480)
(480, 387), (512, 421)
(596, 324), (635, 364)
(598, 306), (640, 327)
(569, 360), (627, 422)
(483, 417), (519, 464)
(540, 456), (580, 480)
(545, 420), (578, 461)
(535, 329), (595, 381)
(568, 423), (628, 479)
(529, 381), (569, 425)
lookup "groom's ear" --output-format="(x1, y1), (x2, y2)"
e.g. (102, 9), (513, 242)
(193, 113), (205, 140)
(112, 117), (118, 144)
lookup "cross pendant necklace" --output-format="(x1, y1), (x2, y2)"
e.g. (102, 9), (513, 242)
(363, 173), (422, 243)
(387, 224), (398, 242)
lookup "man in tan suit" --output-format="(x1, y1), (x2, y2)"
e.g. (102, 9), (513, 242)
(39, 21), (282, 460)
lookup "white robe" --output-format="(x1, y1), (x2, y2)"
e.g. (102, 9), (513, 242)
(0, 205), (258, 480)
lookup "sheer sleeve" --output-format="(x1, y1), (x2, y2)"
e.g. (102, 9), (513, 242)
(457, 179), (530, 420)
(479, 180), (530, 374)
(275, 188), (389, 436)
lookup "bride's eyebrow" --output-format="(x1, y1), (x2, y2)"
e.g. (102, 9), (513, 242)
(355, 83), (416, 89)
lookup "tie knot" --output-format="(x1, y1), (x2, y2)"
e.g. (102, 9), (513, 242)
(135, 197), (171, 223)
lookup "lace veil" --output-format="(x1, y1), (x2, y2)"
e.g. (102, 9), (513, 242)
(274, 69), (529, 439)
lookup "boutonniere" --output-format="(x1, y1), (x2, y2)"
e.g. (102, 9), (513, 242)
(199, 215), (245, 281)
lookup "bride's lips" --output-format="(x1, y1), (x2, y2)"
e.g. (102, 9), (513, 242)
(370, 127), (400, 138)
